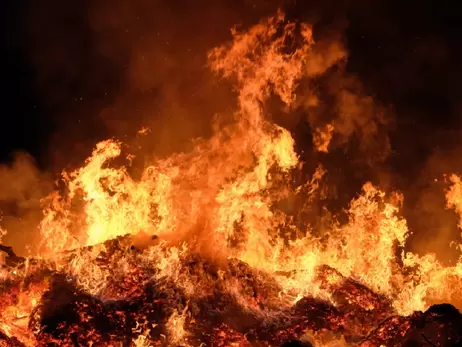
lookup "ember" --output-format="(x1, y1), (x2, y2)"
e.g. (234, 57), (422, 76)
(1, 9), (462, 347)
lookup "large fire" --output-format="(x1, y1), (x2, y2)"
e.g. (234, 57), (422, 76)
(1, 11), (462, 347)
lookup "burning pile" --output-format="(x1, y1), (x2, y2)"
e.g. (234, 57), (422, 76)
(1, 11), (462, 346)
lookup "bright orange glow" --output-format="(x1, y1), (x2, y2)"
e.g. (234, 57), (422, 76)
(0, 10), (461, 346)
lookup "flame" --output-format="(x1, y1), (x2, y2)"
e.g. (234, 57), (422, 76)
(1, 10), (462, 346)
(0, 282), (47, 346)
(446, 174), (462, 230)
(313, 124), (334, 153)
(166, 306), (189, 346)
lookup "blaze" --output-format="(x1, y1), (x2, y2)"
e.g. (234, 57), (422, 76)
(0, 10), (462, 346)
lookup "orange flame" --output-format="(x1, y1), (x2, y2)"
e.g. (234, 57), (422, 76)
(33, 9), (462, 321)
(1, 10), (462, 346)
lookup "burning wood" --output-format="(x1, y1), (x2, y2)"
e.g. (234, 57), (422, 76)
(0, 238), (461, 346)
(1, 9), (462, 347)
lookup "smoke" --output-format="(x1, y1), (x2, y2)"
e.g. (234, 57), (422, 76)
(5, 1), (285, 254)
(404, 146), (462, 265)
(23, 0), (286, 170)
(12, 1), (388, 253)
(0, 153), (53, 255)
(4, 0), (459, 264)
(24, 0), (392, 168)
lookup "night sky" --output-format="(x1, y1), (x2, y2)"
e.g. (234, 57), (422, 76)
(2, 0), (462, 257)
(0, 1), (460, 167)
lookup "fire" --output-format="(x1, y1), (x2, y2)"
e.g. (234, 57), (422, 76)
(166, 307), (189, 345)
(313, 124), (334, 153)
(0, 10), (462, 346)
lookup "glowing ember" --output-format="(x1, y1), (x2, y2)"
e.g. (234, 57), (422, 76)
(0, 10), (462, 347)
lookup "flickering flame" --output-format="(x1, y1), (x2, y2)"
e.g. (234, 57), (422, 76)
(166, 307), (189, 345)
(446, 174), (462, 230)
(0, 282), (47, 346)
(313, 124), (334, 153)
(1, 10), (462, 346)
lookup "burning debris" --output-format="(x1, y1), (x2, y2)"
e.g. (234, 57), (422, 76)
(0, 238), (462, 346)
(1, 10), (462, 347)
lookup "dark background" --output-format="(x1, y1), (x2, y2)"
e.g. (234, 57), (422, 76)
(1, 0), (461, 168)
(1, 0), (462, 259)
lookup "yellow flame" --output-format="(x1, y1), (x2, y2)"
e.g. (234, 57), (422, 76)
(3, 10), (462, 346)
(33, 10), (462, 321)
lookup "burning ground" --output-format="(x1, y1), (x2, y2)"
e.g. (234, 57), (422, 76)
(1, 10), (462, 347)
(2, 236), (462, 346)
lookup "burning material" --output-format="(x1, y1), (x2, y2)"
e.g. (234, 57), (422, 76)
(312, 124), (334, 153)
(1, 10), (462, 347)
